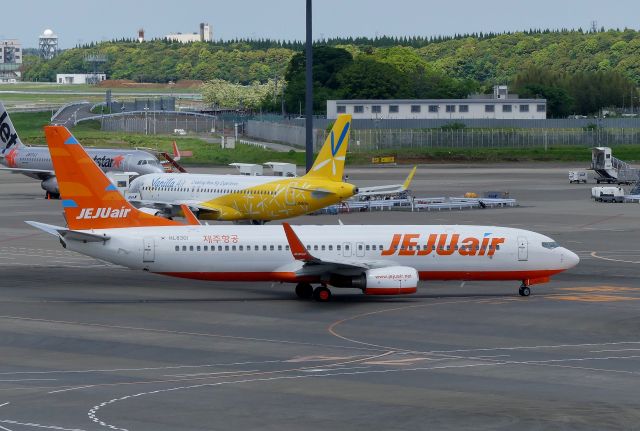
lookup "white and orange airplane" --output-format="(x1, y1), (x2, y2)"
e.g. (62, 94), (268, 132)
(26, 126), (579, 301)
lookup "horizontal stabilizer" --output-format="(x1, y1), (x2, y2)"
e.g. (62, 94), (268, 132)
(25, 221), (110, 242)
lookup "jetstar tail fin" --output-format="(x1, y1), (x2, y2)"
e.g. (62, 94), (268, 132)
(44, 126), (181, 230)
(304, 114), (351, 182)
(0, 101), (26, 155)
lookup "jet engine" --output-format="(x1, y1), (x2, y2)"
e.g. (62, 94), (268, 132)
(41, 177), (60, 198)
(326, 266), (419, 295)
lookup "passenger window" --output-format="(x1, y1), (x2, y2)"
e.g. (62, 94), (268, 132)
(225, 245), (229, 251)
(314, 245), (318, 251)
(175, 245), (179, 251)
(270, 245), (274, 251)
(329, 245), (333, 251)
(204, 246), (208, 251)
(189, 246), (194, 251)
(321, 245), (325, 251)
(182, 246), (187, 251)
(218, 246), (223, 251)
(232, 246), (236, 251)
(337, 245), (341, 250)
(278, 245), (282, 251)
(197, 246), (201, 251)
(263, 245), (267, 251)
(285, 245), (290, 250)
(255, 245), (259, 251)
(239, 245), (243, 251)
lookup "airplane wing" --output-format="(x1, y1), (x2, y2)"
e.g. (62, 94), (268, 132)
(357, 166), (417, 196)
(289, 186), (336, 198)
(282, 223), (392, 271)
(127, 196), (243, 221)
(0, 167), (54, 180)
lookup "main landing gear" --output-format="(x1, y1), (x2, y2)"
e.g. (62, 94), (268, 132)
(295, 283), (332, 302)
(295, 282), (313, 299)
(518, 282), (531, 297)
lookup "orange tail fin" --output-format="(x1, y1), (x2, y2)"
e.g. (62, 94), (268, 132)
(44, 126), (181, 230)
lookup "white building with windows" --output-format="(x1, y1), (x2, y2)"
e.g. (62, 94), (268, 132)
(327, 87), (547, 120)
(165, 23), (213, 43)
(56, 73), (107, 84)
(0, 39), (22, 83)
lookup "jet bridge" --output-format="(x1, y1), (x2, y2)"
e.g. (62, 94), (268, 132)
(591, 147), (639, 185)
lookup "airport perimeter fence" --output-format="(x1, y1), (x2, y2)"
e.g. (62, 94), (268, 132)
(96, 112), (218, 134)
(246, 121), (640, 151)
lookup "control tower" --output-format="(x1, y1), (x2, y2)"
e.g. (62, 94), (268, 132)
(39, 29), (58, 60)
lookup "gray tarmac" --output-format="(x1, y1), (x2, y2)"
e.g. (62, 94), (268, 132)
(0, 163), (639, 431)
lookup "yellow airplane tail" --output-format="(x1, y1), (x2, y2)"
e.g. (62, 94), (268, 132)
(304, 114), (351, 182)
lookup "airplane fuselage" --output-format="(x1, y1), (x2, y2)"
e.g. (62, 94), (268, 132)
(129, 173), (357, 221)
(62, 224), (578, 285)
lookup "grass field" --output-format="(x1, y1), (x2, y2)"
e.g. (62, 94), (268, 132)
(9, 112), (640, 166)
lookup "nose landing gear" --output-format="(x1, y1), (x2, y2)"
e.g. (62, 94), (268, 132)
(519, 282), (531, 297)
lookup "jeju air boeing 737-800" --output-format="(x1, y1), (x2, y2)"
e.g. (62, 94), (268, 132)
(0, 102), (165, 198)
(126, 114), (358, 223)
(26, 126), (579, 301)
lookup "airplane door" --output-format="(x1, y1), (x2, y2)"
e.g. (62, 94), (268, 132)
(356, 242), (365, 257)
(343, 242), (352, 257)
(285, 186), (296, 206)
(517, 236), (528, 261)
(143, 237), (155, 262)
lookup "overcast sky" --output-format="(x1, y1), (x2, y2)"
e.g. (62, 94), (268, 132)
(2, 0), (640, 49)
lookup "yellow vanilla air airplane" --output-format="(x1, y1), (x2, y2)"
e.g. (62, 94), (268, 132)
(127, 115), (358, 223)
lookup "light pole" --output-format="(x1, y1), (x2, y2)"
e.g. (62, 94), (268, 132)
(144, 106), (149, 135)
(305, 0), (313, 173)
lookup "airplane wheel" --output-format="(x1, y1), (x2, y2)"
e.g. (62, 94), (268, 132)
(295, 283), (313, 300)
(519, 286), (531, 297)
(313, 286), (332, 302)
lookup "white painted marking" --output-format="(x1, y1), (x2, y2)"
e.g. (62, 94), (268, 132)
(164, 370), (259, 378)
(88, 361), (500, 431)
(589, 348), (640, 353)
(471, 355), (511, 359)
(0, 420), (86, 431)
(0, 378), (57, 382)
(0, 403), (8, 408)
(590, 252), (640, 264)
(1, 360), (284, 376)
(47, 385), (96, 395)
(427, 340), (640, 354)
(0, 424), (13, 431)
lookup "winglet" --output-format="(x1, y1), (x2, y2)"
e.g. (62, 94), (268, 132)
(401, 166), (417, 191)
(180, 204), (201, 225)
(172, 141), (181, 161)
(282, 223), (316, 262)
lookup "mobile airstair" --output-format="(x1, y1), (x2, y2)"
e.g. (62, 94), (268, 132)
(591, 147), (640, 185)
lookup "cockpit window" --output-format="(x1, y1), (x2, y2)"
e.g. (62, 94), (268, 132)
(542, 241), (559, 249)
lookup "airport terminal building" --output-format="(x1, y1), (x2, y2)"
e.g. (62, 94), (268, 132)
(327, 86), (547, 120)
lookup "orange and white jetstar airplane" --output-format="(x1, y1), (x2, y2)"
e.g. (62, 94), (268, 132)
(26, 126), (579, 301)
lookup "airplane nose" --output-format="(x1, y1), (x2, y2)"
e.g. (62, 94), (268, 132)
(561, 249), (580, 269)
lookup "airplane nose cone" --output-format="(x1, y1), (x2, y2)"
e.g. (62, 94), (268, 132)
(562, 249), (580, 269)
